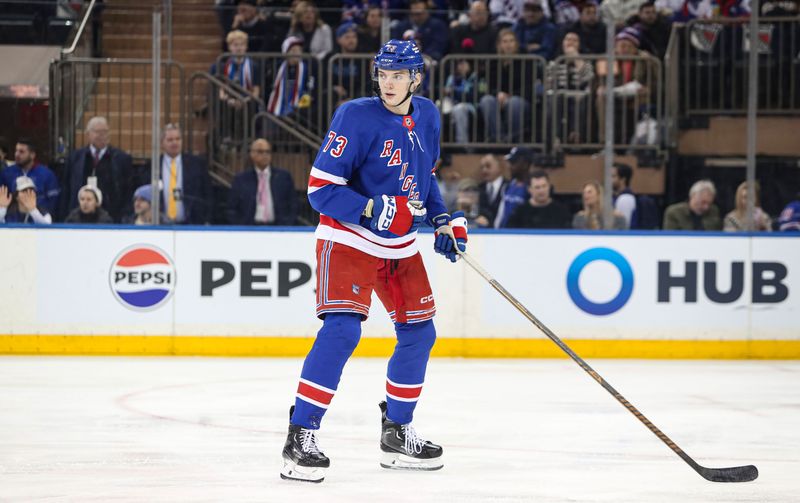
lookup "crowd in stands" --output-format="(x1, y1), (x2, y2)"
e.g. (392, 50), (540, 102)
(3, 120), (798, 231)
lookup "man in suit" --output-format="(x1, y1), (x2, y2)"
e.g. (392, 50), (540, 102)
(475, 153), (507, 228)
(227, 138), (298, 225)
(61, 116), (134, 223)
(141, 123), (212, 225)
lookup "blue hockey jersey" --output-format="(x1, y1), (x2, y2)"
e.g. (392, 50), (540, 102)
(308, 96), (448, 259)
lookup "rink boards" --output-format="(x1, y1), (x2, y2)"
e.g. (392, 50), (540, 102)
(1, 226), (798, 358)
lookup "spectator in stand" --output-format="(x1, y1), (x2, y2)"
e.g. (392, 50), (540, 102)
(227, 138), (298, 225)
(329, 21), (369, 108)
(663, 179), (722, 231)
(450, 1), (497, 55)
(545, 30), (594, 144)
(357, 5), (383, 53)
(0, 176), (52, 225)
(601, 0), (648, 28)
(628, 1), (671, 59)
(595, 27), (653, 143)
(480, 29), (529, 143)
(454, 178), (482, 226)
(514, 0), (557, 60)
(0, 139), (59, 216)
(391, 0), (449, 61)
(562, 1), (606, 55)
(611, 162), (637, 227)
(212, 30), (263, 100)
(342, 0), (381, 23)
(476, 153), (507, 228)
(489, 0), (552, 28)
(436, 159), (462, 213)
(553, 0), (582, 26)
(290, 0), (333, 60)
(64, 185), (113, 224)
(267, 36), (316, 117)
(723, 181), (772, 232)
(442, 40), (486, 144)
(507, 169), (572, 228)
(573, 180), (628, 230)
(62, 117), (134, 223)
(230, 0), (271, 52)
(140, 124), (212, 225)
(495, 146), (532, 228)
(123, 184), (169, 225)
(0, 139), (9, 171)
(777, 193), (800, 232)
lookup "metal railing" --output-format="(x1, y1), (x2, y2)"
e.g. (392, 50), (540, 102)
(213, 52), (326, 137)
(50, 58), (184, 161)
(670, 16), (800, 117)
(61, 0), (98, 57)
(186, 71), (260, 184)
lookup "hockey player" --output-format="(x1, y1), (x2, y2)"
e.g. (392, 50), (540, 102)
(280, 39), (469, 483)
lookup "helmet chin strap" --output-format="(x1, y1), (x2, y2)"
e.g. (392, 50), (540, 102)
(376, 70), (418, 111)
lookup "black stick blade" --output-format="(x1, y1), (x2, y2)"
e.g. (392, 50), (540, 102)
(698, 465), (759, 483)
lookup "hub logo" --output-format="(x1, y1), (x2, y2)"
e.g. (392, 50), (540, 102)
(567, 247), (634, 316)
(110, 245), (176, 311)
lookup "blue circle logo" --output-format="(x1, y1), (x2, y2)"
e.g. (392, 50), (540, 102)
(566, 248), (633, 316)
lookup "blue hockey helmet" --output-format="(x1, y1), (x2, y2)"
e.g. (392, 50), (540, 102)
(373, 39), (424, 79)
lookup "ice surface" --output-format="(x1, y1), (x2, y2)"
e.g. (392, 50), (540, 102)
(0, 357), (797, 502)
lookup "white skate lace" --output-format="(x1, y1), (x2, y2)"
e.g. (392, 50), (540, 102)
(299, 429), (322, 455)
(401, 424), (426, 455)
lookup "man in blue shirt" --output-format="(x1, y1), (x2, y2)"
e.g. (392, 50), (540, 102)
(0, 139), (59, 217)
(391, 0), (449, 61)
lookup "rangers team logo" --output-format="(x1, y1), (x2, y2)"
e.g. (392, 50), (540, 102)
(109, 245), (176, 311)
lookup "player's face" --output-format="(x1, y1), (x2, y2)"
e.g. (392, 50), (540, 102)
(377, 69), (415, 107)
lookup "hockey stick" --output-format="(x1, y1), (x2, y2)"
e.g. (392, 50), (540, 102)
(457, 250), (758, 483)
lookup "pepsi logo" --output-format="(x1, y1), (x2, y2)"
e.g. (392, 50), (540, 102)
(109, 245), (176, 311)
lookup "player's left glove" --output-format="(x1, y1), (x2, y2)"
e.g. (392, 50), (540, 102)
(432, 211), (468, 263)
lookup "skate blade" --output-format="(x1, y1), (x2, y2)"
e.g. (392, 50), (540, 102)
(380, 451), (443, 471)
(280, 459), (326, 483)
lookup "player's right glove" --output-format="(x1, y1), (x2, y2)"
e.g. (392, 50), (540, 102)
(433, 211), (468, 262)
(364, 195), (427, 236)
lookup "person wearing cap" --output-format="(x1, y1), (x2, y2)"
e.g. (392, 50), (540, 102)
(0, 176), (52, 224)
(288, 0), (333, 60)
(64, 185), (113, 224)
(61, 116), (135, 223)
(391, 0), (449, 61)
(514, 0), (557, 60)
(329, 21), (369, 108)
(0, 139), (60, 217)
(561, 1), (607, 55)
(595, 26), (654, 143)
(494, 146), (533, 228)
(123, 184), (171, 225)
(267, 35), (316, 116)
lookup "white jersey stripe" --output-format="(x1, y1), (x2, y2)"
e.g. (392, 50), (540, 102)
(386, 378), (424, 389)
(310, 167), (347, 185)
(386, 393), (419, 403)
(295, 393), (330, 409)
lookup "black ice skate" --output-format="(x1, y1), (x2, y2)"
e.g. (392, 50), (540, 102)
(280, 406), (330, 483)
(378, 401), (443, 471)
